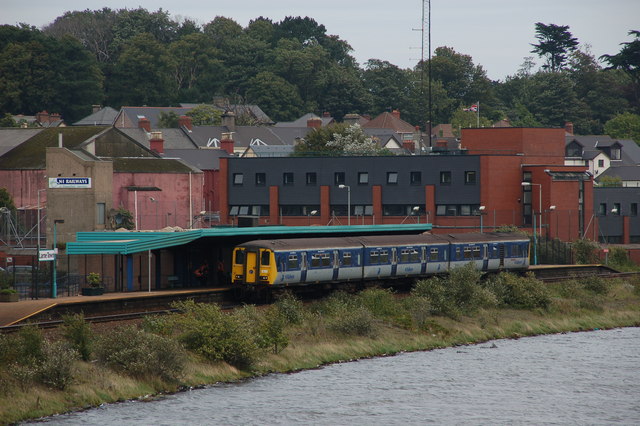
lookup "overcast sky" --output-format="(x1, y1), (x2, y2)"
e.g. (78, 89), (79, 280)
(2, 0), (638, 81)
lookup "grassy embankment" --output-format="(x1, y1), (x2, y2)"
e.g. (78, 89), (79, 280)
(1, 265), (639, 424)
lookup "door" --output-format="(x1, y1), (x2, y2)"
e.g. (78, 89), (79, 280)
(300, 252), (308, 283)
(245, 250), (258, 284)
(332, 250), (340, 281)
(482, 244), (489, 271)
(391, 248), (398, 277)
(499, 244), (505, 268)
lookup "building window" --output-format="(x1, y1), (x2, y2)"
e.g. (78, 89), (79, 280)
(358, 172), (369, 185)
(255, 173), (266, 186)
(306, 172), (317, 186)
(613, 203), (621, 215)
(96, 203), (105, 225)
(464, 171), (476, 185)
(410, 171), (421, 185)
(632, 203), (638, 217)
(233, 173), (243, 185)
(387, 172), (398, 184)
(598, 203), (606, 216)
(598, 159), (604, 168)
(611, 147), (621, 160)
(334, 172), (345, 185)
(283, 172), (294, 185)
(440, 171), (451, 185)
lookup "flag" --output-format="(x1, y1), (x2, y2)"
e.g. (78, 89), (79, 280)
(464, 104), (478, 112)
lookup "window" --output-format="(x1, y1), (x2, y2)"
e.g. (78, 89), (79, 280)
(387, 172), (398, 184)
(342, 252), (352, 266)
(379, 250), (389, 263)
(306, 172), (317, 185)
(235, 250), (245, 265)
(229, 206), (239, 216)
(334, 172), (345, 185)
(260, 251), (270, 266)
(233, 173), (244, 185)
(430, 248), (439, 261)
(283, 172), (294, 185)
(358, 172), (369, 185)
(632, 203), (638, 217)
(312, 253), (330, 267)
(611, 147), (621, 160)
(511, 245), (521, 257)
(255, 173), (266, 186)
(410, 171), (422, 185)
(440, 171), (451, 185)
(287, 254), (298, 269)
(464, 247), (473, 259)
(598, 159), (605, 168)
(96, 203), (105, 225)
(598, 203), (606, 216)
(613, 203), (621, 215)
(464, 171), (476, 184)
(369, 250), (379, 264)
(400, 249), (410, 263)
(473, 247), (481, 258)
(410, 249), (420, 262)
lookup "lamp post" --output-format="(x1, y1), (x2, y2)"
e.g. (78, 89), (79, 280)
(338, 184), (351, 225)
(478, 205), (486, 232)
(308, 209), (318, 226)
(149, 196), (158, 229)
(412, 206), (420, 223)
(52, 219), (64, 298)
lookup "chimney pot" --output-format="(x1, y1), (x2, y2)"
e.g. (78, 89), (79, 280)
(149, 131), (164, 154)
(391, 109), (400, 119)
(220, 132), (234, 155)
(564, 121), (574, 135)
(179, 115), (193, 130)
(222, 112), (236, 132)
(138, 117), (151, 132)
(307, 117), (322, 128)
(92, 105), (101, 114)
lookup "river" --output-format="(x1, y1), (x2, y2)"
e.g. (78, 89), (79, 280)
(36, 327), (640, 425)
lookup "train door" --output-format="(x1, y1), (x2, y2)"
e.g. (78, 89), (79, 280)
(300, 252), (308, 283)
(332, 250), (340, 281)
(391, 248), (398, 277)
(482, 244), (489, 271)
(499, 244), (505, 268)
(244, 250), (258, 284)
(421, 246), (427, 274)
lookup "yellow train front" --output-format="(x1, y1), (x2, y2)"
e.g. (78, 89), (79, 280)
(232, 244), (278, 285)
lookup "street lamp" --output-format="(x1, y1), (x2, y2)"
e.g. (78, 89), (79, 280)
(478, 205), (486, 232)
(412, 206), (420, 223)
(52, 219), (64, 298)
(149, 196), (158, 229)
(338, 184), (351, 225)
(308, 209), (318, 226)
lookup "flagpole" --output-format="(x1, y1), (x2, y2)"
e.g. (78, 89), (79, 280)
(477, 101), (480, 128)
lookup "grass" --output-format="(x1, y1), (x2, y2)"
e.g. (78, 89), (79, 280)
(1, 275), (639, 425)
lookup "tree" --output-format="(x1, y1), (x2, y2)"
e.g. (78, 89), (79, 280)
(362, 59), (411, 116)
(293, 123), (348, 156)
(158, 111), (179, 128)
(601, 30), (640, 111)
(245, 72), (305, 122)
(604, 112), (640, 142)
(526, 72), (583, 127)
(530, 23), (579, 72)
(0, 113), (17, 127)
(326, 123), (385, 156)
(186, 104), (222, 126)
(450, 108), (493, 136)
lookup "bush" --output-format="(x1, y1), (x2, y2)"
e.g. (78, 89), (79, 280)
(356, 287), (399, 320)
(274, 291), (305, 325)
(233, 305), (289, 354)
(170, 300), (258, 370)
(327, 306), (377, 337)
(61, 313), (93, 361)
(572, 239), (599, 264)
(579, 276), (611, 295)
(484, 272), (550, 310)
(608, 247), (635, 270)
(95, 326), (185, 381)
(15, 325), (45, 365)
(35, 340), (78, 390)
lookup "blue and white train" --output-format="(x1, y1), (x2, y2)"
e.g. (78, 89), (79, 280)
(231, 232), (530, 287)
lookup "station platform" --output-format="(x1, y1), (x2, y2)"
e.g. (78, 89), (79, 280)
(0, 287), (231, 327)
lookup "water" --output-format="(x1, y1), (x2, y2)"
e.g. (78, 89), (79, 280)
(37, 327), (640, 425)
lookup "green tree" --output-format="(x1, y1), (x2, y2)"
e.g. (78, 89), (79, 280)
(186, 104), (222, 126)
(601, 30), (640, 110)
(0, 188), (17, 215)
(527, 72), (582, 127)
(326, 123), (386, 155)
(604, 112), (640, 142)
(0, 113), (17, 127)
(450, 108), (493, 136)
(362, 59), (411, 116)
(530, 22), (579, 72)
(293, 123), (348, 156)
(158, 111), (179, 128)
(245, 72), (305, 122)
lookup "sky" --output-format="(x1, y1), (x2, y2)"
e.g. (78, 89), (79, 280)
(2, 0), (638, 81)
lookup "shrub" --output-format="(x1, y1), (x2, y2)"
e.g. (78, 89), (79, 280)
(95, 326), (185, 381)
(572, 239), (599, 264)
(327, 306), (377, 337)
(356, 287), (399, 320)
(170, 300), (258, 370)
(61, 313), (93, 361)
(608, 247), (634, 270)
(15, 325), (45, 365)
(484, 272), (550, 310)
(257, 307), (289, 354)
(579, 276), (611, 295)
(312, 291), (359, 317)
(274, 291), (305, 325)
(35, 340), (78, 390)
(412, 276), (458, 317)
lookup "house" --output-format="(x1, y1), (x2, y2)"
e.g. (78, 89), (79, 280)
(73, 105), (119, 126)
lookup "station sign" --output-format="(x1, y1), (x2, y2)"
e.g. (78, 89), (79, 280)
(39, 249), (57, 261)
(49, 177), (91, 189)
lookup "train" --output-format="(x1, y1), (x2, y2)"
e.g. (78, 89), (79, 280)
(231, 232), (530, 287)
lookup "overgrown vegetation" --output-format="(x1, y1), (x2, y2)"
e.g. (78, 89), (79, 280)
(1, 271), (639, 424)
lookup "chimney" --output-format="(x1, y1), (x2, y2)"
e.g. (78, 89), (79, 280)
(391, 109), (401, 119)
(436, 139), (448, 149)
(307, 117), (322, 128)
(50, 113), (61, 123)
(222, 112), (236, 132)
(402, 140), (415, 153)
(322, 111), (331, 117)
(564, 121), (574, 135)
(343, 114), (360, 126)
(36, 111), (49, 124)
(179, 115), (193, 131)
(220, 132), (234, 155)
(92, 105), (101, 114)
(149, 131), (164, 155)
(138, 117), (151, 132)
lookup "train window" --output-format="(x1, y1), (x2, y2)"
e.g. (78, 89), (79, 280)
(410, 249), (420, 262)
(455, 247), (461, 259)
(342, 252), (352, 266)
(235, 250), (245, 265)
(380, 250), (389, 263)
(321, 253), (331, 267)
(464, 247), (473, 259)
(369, 251), (379, 264)
(511, 245), (521, 257)
(287, 254), (298, 269)
(400, 249), (410, 263)
(473, 247), (481, 258)
(430, 248), (439, 261)
(260, 251), (270, 266)
(311, 254), (321, 267)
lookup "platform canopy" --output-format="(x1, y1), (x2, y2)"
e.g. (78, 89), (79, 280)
(66, 224), (433, 255)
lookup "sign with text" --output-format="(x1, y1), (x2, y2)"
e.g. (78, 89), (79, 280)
(39, 249), (57, 261)
(49, 177), (91, 189)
